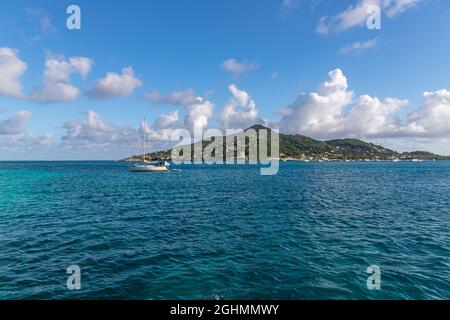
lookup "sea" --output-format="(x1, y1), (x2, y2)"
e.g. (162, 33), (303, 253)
(0, 161), (449, 299)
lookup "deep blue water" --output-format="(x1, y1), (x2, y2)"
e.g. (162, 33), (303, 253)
(0, 161), (449, 300)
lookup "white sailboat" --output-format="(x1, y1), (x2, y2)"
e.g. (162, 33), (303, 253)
(129, 118), (169, 172)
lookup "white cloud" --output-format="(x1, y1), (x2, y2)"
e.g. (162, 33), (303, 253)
(400, 90), (450, 137)
(219, 84), (261, 129)
(0, 133), (53, 150)
(141, 110), (181, 142)
(30, 55), (93, 103)
(60, 111), (136, 149)
(59, 111), (182, 158)
(339, 38), (379, 55)
(278, 69), (354, 138)
(153, 110), (180, 130)
(342, 95), (408, 137)
(317, 0), (422, 34)
(0, 111), (32, 135)
(1, 49), (93, 103)
(145, 89), (214, 134)
(0, 111), (53, 154)
(60, 110), (181, 149)
(145, 88), (197, 106)
(0, 48), (27, 98)
(221, 59), (259, 78)
(87, 67), (142, 99)
(385, 0), (422, 17)
(34, 133), (53, 145)
(277, 68), (450, 143)
(184, 97), (214, 133)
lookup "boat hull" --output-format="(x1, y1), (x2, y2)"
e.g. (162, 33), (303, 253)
(130, 165), (169, 172)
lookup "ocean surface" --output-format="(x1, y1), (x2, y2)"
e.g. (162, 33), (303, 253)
(0, 161), (449, 300)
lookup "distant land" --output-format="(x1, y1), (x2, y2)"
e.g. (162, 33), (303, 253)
(121, 125), (450, 162)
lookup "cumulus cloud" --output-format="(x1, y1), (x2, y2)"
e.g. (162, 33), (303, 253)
(0, 48), (27, 98)
(221, 59), (259, 78)
(1, 49), (93, 103)
(30, 55), (93, 103)
(60, 111), (136, 149)
(35, 133), (53, 145)
(87, 67), (142, 99)
(153, 110), (180, 129)
(0, 111), (32, 135)
(278, 69), (354, 138)
(0, 111), (53, 153)
(184, 97), (214, 133)
(59, 111), (181, 157)
(141, 110), (181, 142)
(317, 0), (422, 34)
(277, 68), (450, 142)
(339, 38), (379, 55)
(219, 84), (261, 129)
(400, 90), (450, 138)
(342, 95), (408, 137)
(0, 133), (53, 151)
(145, 89), (214, 134)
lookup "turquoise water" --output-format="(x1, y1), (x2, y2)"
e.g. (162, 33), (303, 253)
(0, 161), (449, 300)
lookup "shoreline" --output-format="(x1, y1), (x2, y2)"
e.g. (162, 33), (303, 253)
(1, 159), (450, 163)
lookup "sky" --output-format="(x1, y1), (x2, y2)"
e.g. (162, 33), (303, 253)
(1, 0), (450, 160)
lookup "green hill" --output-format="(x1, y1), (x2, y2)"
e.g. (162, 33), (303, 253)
(121, 125), (450, 162)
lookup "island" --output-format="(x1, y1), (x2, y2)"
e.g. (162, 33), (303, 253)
(120, 125), (450, 162)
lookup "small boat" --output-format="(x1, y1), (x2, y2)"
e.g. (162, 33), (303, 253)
(130, 161), (169, 172)
(129, 118), (168, 172)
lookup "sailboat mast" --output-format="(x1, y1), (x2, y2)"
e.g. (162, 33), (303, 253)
(143, 117), (146, 162)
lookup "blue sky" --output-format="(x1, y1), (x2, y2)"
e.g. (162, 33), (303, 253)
(1, 0), (450, 159)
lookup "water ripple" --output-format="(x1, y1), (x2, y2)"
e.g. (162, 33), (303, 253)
(0, 161), (449, 299)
